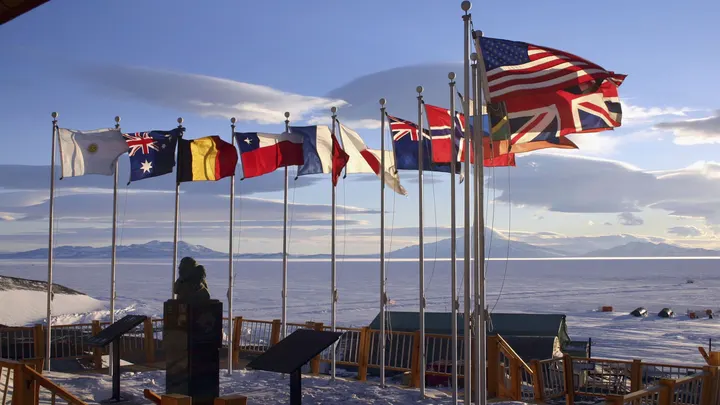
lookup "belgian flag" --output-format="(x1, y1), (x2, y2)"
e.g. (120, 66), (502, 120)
(177, 136), (238, 182)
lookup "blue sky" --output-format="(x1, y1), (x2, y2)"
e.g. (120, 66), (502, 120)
(2, 0), (720, 255)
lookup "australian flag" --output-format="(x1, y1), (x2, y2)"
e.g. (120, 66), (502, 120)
(123, 129), (181, 183)
(387, 114), (452, 173)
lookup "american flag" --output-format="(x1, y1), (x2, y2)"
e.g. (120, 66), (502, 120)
(477, 34), (617, 101)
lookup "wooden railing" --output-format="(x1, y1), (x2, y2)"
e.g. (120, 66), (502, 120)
(0, 358), (88, 405)
(3, 316), (720, 405)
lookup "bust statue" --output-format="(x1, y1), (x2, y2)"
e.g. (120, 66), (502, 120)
(173, 256), (211, 302)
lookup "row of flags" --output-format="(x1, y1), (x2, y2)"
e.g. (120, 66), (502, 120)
(55, 33), (625, 191)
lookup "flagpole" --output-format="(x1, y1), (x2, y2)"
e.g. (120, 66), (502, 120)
(461, 2), (473, 402)
(282, 112), (290, 340)
(470, 51), (484, 405)
(228, 117), (237, 375)
(473, 30), (492, 405)
(448, 72), (459, 405)
(46, 111), (58, 372)
(171, 117), (184, 298)
(416, 85), (426, 398)
(379, 97), (387, 388)
(330, 106), (338, 381)
(109, 115), (121, 377)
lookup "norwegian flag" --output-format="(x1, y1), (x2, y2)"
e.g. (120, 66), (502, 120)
(492, 78), (624, 153)
(477, 34), (619, 101)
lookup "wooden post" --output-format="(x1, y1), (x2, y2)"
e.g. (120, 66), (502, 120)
(91, 320), (102, 370)
(143, 389), (162, 405)
(143, 318), (156, 364)
(232, 317), (243, 368)
(487, 335), (499, 398)
(32, 324), (45, 362)
(12, 364), (35, 405)
(700, 366), (714, 405)
(630, 359), (643, 392)
(509, 356), (522, 401)
(356, 327), (370, 382)
(270, 319), (281, 346)
(531, 359), (544, 403)
(410, 330), (421, 388)
(161, 394), (192, 405)
(709, 351), (720, 366)
(658, 379), (675, 405)
(214, 394), (248, 405)
(563, 354), (575, 405)
(310, 322), (324, 375)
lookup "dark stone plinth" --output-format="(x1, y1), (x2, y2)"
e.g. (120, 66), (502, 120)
(163, 299), (223, 405)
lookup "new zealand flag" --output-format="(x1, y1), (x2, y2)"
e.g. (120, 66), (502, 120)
(123, 129), (181, 183)
(387, 114), (452, 173)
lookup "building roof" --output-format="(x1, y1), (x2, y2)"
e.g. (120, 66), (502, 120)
(1, 0), (49, 25)
(368, 311), (570, 344)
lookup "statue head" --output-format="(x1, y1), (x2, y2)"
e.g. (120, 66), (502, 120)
(174, 256), (210, 302)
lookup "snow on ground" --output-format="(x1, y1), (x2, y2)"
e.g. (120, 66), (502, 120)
(1, 258), (719, 365)
(42, 369), (525, 405)
(0, 290), (104, 326)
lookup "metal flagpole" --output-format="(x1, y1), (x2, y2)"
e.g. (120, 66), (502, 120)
(448, 72), (459, 405)
(473, 29), (492, 405)
(461, 1), (473, 402)
(379, 97), (387, 388)
(330, 106), (338, 381)
(416, 85), (426, 398)
(282, 112), (290, 339)
(109, 115), (121, 377)
(46, 111), (58, 371)
(228, 117), (237, 375)
(470, 51), (483, 405)
(171, 117), (184, 297)
(280, 111), (290, 339)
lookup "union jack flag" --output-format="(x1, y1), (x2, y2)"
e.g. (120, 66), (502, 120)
(491, 78), (624, 153)
(124, 132), (160, 157)
(476, 34), (619, 101)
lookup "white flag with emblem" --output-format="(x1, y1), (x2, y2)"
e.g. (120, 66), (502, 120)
(57, 128), (128, 177)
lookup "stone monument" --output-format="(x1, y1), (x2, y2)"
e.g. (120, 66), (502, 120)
(164, 257), (223, 405)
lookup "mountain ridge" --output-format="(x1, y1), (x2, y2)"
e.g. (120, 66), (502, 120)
(1, 238), (717, 259)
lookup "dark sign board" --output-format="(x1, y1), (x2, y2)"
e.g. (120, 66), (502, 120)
(87, 315), (147, 348)
(248, 329), (342, 374)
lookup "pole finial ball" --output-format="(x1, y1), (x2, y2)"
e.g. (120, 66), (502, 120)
(51, 112), (58, 119)
(416, 86), (424, 94)
(177, 117), (184, 125)
(461, 1), (472, 12)
(331, 106), (337, 114)
(470, 53), (478, 61)
(114, 116), (121, 123)
(448, 72), (456, 80)
(284, 112), (290, 118)
(230, 117), (236, 124)
(379, 98), (386, 106)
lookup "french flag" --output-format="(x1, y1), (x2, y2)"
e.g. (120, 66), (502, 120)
(234, 132), (304, 179)
(290, 125), (349, 186)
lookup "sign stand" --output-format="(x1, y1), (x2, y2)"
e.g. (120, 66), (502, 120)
(247, 329), (342, 405)
(87, 315), (148, 403)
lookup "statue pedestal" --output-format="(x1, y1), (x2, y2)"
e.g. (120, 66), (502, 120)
(163, 299), (223, 405)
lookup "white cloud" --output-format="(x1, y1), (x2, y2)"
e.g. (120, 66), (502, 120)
(617, 212), (644, 226)
(667, 226), (703, 237)
(307, 116), (382, 130)
(81, 65), (347, 124)
(621, 101), (694, 124)
(654, 110), (720, 145)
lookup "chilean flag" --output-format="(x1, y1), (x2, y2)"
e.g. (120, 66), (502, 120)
(290, 125), (349, 186)
(234, 132), (304, 179)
